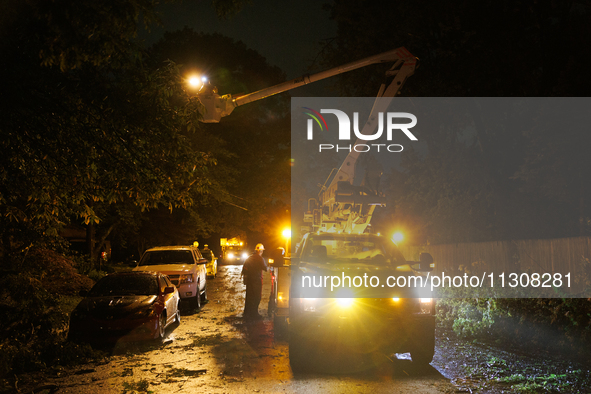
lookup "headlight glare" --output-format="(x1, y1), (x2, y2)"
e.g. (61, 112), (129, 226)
(336, 298), (354, 308)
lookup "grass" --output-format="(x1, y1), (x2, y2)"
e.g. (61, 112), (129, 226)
(497, 371), (581, 393)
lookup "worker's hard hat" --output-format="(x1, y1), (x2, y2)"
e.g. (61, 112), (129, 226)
(255, 243), (265, 251)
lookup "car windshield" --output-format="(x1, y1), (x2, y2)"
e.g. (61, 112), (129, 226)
(301, 234), (407, 266)
(139, 250), (193, 266)
(89, 275), (159, 297)
(201, 250), (213, 261)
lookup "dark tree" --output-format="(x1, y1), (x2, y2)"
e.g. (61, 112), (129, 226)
(319, 1), (591, 243)
(143, 29), (291, 245)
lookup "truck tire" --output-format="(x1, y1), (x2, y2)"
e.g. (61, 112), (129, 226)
(410, 330), (435, 365)
(288, 333), (310, 373)
(273, 315), (288, 339)
(410, 347), (434, 365)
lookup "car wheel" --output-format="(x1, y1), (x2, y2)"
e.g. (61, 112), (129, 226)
(201, 284), (208, 304)
(192, 291), (202, 310)
(157, 313), (166, 340)
(174, 303), (181, 325)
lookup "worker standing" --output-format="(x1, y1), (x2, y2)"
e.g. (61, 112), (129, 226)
(241, 243), (267, 320)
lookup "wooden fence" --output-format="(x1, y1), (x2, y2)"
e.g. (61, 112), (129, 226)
(398, 236), (591, 276)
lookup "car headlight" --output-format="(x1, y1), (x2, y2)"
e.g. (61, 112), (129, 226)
(132, 308), (155, 319)
(180, 274), (193, 284)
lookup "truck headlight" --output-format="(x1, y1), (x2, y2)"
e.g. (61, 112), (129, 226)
(228, 252), (235, 259)
(180, 274), (194, 284)
(336, 298), (355, 308)
(301, 297), (316, 312)
(417, 298), (433, 314)
(242, 252), (248, 260)
(335, 289), (356, 308)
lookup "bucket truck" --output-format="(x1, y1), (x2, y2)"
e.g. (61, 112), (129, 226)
(196, 48), (436, 370)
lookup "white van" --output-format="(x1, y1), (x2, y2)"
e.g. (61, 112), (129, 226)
(134, 246), (208, 309)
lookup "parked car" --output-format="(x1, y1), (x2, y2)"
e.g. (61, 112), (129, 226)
(68, 271), (180, 344)
(133, 245), (208, 309)
(200, 246), (218, 278)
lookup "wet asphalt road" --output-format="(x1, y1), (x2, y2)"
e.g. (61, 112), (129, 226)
(17, 265), (456, 393)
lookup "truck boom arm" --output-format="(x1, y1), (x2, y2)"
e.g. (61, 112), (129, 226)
(197, 47), (416, 123)
(198, 46), (417, 235)
(313, 50), (417, 234)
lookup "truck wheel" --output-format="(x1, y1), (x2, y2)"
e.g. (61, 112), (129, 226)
(409, 326), (435, 365)
(288, 333), (309, 373)
(410, 347), (434, 365)
(273, 315), (288, 338)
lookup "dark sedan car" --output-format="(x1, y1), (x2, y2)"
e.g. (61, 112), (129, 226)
(68, 271), (180, 344)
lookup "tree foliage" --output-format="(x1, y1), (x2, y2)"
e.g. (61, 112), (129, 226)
(147, 29), (291, 242)
(0, 0), (265, 379)
(0, 0), (268, 261)
(321, 1), (591, 243)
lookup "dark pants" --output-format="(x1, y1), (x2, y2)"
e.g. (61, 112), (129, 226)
(244, 276), (263, 317)
(267, 271), (276, 315)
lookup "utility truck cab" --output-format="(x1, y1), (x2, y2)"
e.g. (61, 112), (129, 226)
(287, 232), (435, 371)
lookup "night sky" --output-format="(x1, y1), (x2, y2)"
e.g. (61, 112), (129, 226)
(141, 0), (337, 96)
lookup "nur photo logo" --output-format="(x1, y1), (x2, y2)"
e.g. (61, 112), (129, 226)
(303, 107), (418, 152)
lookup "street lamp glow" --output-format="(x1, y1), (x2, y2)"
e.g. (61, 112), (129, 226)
(392, 231), (404, 243)
(187, 75), (205, 88)
(282, 228), (291, 239)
